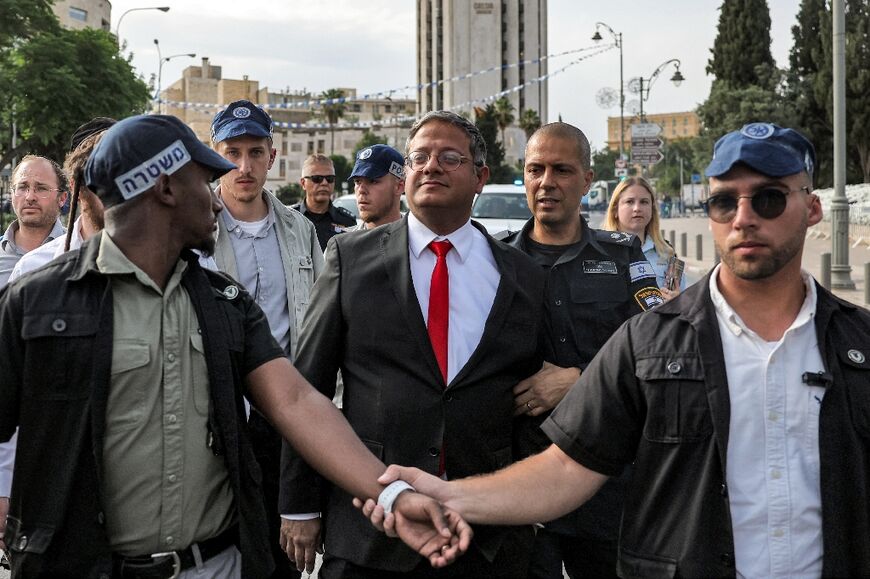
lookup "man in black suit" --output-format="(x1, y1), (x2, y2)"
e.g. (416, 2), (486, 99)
(279, 110), (546, 578)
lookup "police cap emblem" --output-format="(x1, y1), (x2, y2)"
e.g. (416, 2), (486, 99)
(740, 123), (775, 140)
(359, 147), (373, 160)
(233, 107), (252, 119)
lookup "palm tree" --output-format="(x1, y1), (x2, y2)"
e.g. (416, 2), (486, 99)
(320, 88), (346, 155)
(492, 97), (515, 145)
(518, 108), (542, 139)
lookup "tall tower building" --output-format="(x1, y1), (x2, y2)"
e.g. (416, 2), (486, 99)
(417, 0), (547, 122)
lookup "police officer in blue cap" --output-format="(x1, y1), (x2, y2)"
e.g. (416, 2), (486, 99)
(363, 123), (870, 578)
(210, 100), (323, 578)
(349, 144), (405, 231)
(0, 114), (471, 579)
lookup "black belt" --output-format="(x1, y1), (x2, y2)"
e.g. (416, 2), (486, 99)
(113, 525), (238, 579)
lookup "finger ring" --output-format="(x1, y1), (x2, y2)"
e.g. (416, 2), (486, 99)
(526, 401), (533, 410)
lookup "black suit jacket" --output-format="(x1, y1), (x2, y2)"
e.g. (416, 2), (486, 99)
(279, 217), (545, 573)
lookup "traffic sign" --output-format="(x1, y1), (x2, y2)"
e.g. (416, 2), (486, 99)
(630, 123), (662, 138)
(631, 150), (665, 165)
(615, 168), (628, 178)
(631, 137), (663, 149)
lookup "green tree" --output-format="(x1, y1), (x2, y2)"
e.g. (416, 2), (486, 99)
(650, 137), (706, 197)
(0, 0), (58, 50)
(0, 27), (151, 168)
(474, 105), (518, 183)
(706, 0), (775, 87)
(330, 154), (352, 194)
(591, 147), (619, 182)
(813, 0), (870, 183)
(518, 108), (542, 139)
(353, 129), (388, 160)
(492, 97), (515, 145)
(275, 183), (304, 205)
(319, 88), (346, 155)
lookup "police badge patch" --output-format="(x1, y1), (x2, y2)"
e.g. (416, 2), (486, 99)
(232, 107), (252, 119)
(634, 287), (664, 310)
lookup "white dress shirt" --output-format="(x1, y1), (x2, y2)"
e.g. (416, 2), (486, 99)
(710, 266), (825, 578)
(407, 212), (500, 384)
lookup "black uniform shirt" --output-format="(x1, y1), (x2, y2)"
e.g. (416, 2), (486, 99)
(292, 199), (356, 251)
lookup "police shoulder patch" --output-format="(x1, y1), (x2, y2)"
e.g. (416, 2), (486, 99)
(629, 261), (657, 283)
(597, 230), (634, 245)
(634, 287), (664, 310)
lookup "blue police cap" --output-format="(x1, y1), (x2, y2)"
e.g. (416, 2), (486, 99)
(350, 144), (405, 180)
(705, 122), (815, 179)
(85, 114), (236, 209)
(211, 99), (273, 143)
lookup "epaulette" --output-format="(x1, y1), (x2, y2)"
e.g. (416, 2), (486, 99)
(595, 230), (636, 245)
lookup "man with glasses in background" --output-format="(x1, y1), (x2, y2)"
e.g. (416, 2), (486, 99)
(280, 110), (545, 577)
(0, 156), (68, 287)
(292, 154), (356, 250)
(364, 123), (870, 578)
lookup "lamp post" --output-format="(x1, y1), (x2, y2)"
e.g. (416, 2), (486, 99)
(831, 0), (854, 288)
(636, 59), (684, 121)
(592, 22), (624, 160)
(153, 39), (195, 114)
(115, 6), (169, 42)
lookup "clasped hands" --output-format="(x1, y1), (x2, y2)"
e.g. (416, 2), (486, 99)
(352, 467), (471, 568)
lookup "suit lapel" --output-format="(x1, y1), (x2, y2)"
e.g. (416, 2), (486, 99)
(381, 218), (445, 389)
(450, 224), (517, 388)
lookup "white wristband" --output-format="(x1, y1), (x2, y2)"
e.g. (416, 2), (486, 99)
(377, 481), (416, 513)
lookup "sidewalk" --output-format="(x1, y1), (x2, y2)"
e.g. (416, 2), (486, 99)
(659, 214), (869, 307)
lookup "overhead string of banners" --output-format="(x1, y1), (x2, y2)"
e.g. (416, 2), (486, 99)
(155, 43), (616, 130)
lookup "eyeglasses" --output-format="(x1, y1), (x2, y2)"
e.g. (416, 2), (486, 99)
(405, 151), (473, 173)
(12, 183), (62, 199)
(304, 174), (335, 184)
(703, 186), (809, 223)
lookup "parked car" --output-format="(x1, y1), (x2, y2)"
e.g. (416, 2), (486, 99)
(470, 183), (531, 234)
(332, 193), (409, 226)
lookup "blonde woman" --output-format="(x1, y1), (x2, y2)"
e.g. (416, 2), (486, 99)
(603, 177), (686, 296)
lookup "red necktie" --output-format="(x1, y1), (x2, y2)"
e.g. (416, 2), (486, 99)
(427, 240), (452, 476)
(427, 240), (452, 384)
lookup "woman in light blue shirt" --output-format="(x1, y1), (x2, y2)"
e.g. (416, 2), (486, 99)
(603, 176), (687, 297)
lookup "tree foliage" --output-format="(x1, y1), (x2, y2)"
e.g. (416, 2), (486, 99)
(492, 97), (515, 145)
(353, 129), (388, 161)
(518, 108), (542, 139)
(319, 88), (346, 155)
(591, 147), (618, 182)
(706, 0), (775, 88)
(275, 183), (304, 205)
(0, 26), (151, 168)
(474, 105), (518, 184)
(0, 0), (58, 50)
(330, 154), (352, 194)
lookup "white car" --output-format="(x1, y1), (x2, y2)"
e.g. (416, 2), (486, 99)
(470, 183), (531, 234)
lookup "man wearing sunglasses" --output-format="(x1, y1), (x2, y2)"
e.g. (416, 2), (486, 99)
(292, 155), (356, 250)
(364, 123), (870, 578)
(0, 156), (68, 287)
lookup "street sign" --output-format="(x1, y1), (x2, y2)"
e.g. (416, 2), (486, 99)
(691, 173), (702, 184)
(631, 150), (665, 165)
(615, 168), (628, 178)
(631, 137), (663, 149)
(630, 123), (662, 138)
(615, 158), (627, 169)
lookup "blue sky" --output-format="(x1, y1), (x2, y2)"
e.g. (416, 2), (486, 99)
(114, 0), (801, 150)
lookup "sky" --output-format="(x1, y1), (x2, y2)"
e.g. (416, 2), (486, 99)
(112, 0), (802, 150)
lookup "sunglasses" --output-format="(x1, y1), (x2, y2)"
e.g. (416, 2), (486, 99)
(703, 186), (809, 223)
(305, 174), (335, 184)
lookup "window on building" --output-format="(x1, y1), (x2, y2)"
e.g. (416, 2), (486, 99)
(317, 140), (325, 154)
(352, 104), (361, 112)
(384, 104), (392, 113)
(307, 141), (314, 155)
(69, 7), (88, 21)
(279, 159), (286, 178)
(282, 139), (288, 156)
(291, 142), (302, 152)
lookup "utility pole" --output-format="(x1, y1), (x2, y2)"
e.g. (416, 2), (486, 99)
(830, 0), (854, 288)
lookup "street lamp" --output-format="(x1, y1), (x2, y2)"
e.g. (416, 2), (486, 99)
(636, 59), (684, 121)
(154, 39), (195, 114)
(592, 22), (624, 160)
(115, 6), (169, 41)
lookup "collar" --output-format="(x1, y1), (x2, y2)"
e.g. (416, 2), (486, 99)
(709, 264), (817, 338)
(220, 194), (275, 239)
(407, 212), (475, 263)
(1, 219), (65, 252)
(640, 235), (655, 253)
(95, 232), (188, 296)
